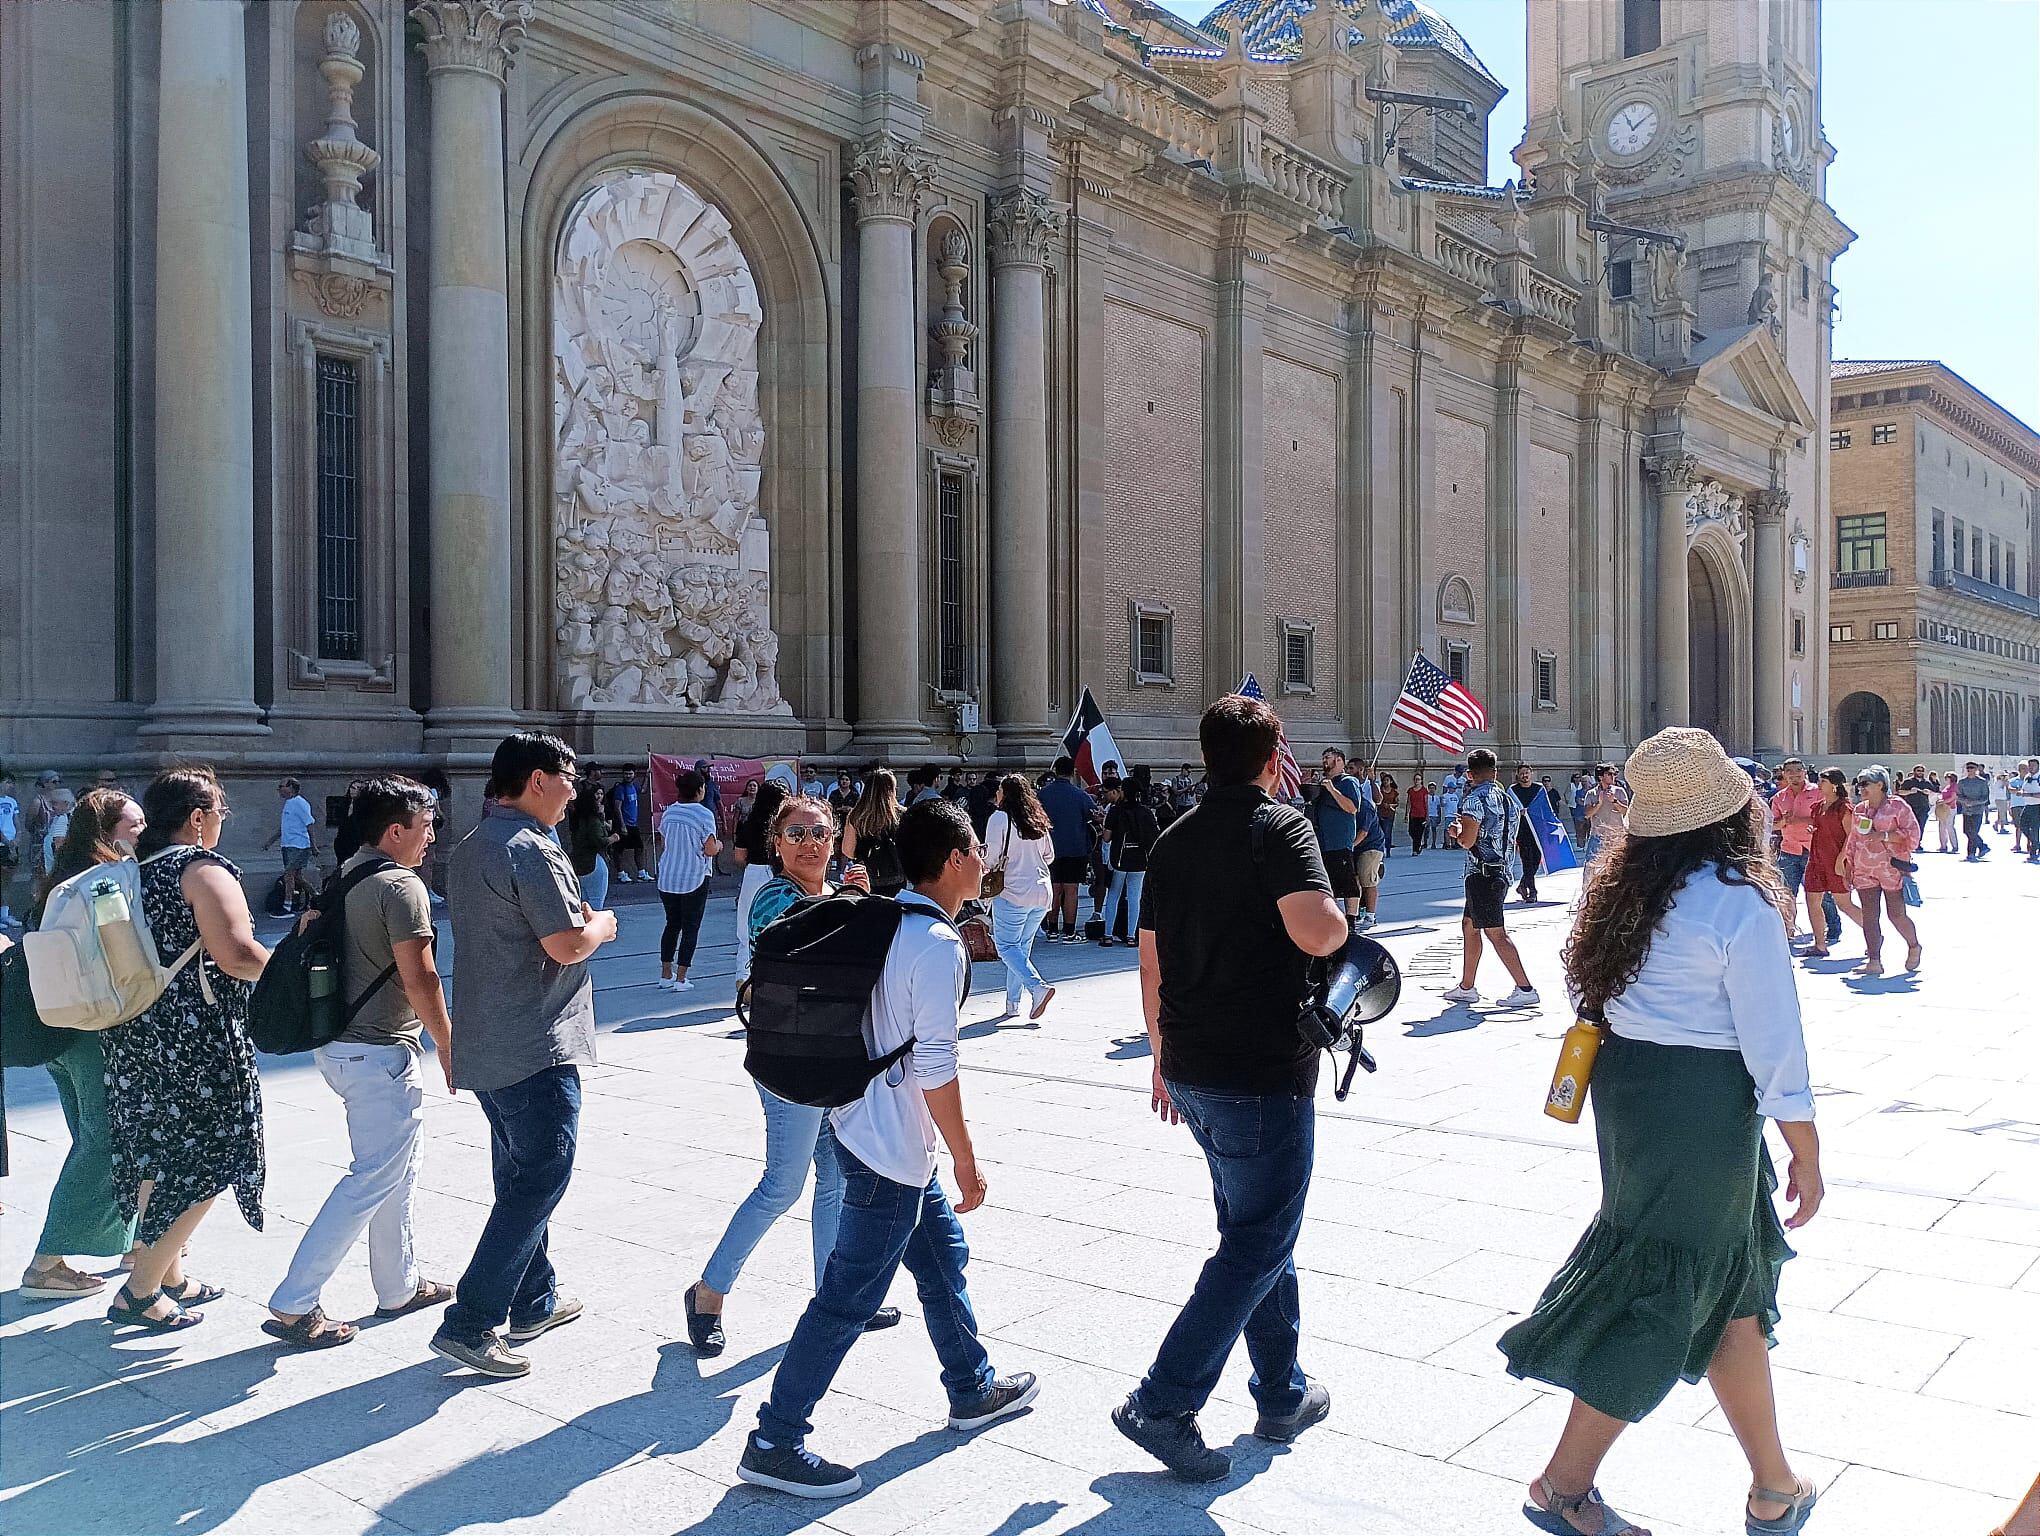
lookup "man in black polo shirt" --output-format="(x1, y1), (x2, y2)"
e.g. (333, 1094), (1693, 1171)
(1113, 693), (1350, 1481)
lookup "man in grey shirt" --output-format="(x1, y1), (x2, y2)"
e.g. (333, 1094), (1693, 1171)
(431, 732), (617, 1379)
(1955, 760), (1993, 861)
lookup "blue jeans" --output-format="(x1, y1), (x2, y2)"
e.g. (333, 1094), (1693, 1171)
(758, 1143), (996, 1446)
(990, 897), (1049, 1010)
(1774, 851), (1841, 942)
(1134, 1083), (1313, 1420)
(1104, 867), (1145, 940)
(579, 854), (609, 910)
(441, 1065), (580, 1346)
(701, 1083), (844, 1293)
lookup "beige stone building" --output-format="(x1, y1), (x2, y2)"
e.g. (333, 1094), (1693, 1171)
(1826, 361), (2040, 759)
(1, 0), (1853, 794)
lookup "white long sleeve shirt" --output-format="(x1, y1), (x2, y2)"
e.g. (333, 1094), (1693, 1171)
(984, 809), (1054, 909)
(830, 891), (968, 1188)
(1604, 864), (1815, 1122)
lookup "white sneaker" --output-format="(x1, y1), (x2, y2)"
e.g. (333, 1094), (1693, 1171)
(1441, 986), (1480, 1003)
(1499, 986), (1541, 1008)
(657, 976), (678, 991)
(673, 979), (695, 992)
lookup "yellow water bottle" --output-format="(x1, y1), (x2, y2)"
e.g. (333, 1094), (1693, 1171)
(1544, 1003), (1606, 1124)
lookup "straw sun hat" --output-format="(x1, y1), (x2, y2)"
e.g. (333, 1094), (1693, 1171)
(1622, 727), (1758, 839)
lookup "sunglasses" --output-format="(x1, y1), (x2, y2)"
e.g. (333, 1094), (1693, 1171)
(776, 823), (834, 845)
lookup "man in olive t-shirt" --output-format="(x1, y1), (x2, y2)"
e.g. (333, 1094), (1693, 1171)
(269, 778), (456, 1345)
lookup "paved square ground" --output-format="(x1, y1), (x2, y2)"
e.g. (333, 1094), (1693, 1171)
(4, 842), (2035, 1535)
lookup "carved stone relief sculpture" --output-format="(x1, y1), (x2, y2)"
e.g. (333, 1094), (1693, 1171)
(1685, 480), (1746, 547)
(552, 170), (789, 713)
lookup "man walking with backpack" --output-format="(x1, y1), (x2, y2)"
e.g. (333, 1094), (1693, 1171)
(431, 733), (617, 1379)
(739, 799), (1038, 1498)
(265, 778), (455, 1348)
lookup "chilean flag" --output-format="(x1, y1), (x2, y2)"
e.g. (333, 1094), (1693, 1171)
(1060, 688), (1125, 789)
(1524, 786), (1581, 876)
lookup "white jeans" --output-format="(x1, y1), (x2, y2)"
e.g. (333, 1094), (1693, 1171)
(735, 862), (774, 973)
(269, 1040), (425, 1315)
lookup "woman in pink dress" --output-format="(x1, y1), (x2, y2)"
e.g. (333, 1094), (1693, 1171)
(1841, 766), (1922, 977)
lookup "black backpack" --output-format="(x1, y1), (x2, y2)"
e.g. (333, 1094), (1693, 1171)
(741, 888), (919, 1108)
(855, 831), (906, 897)
(246, 857), (407, 1057)
(1, 942), (71, 1069)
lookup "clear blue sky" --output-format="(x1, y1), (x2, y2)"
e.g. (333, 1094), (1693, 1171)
(1153, 0), (2040, 428)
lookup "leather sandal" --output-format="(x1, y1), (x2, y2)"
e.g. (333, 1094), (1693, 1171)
(1746, 1476), (1818, 1535)
(261, 1306), (358, 1350)
(20, 1260), (108, 1301)
(106, 1286), (204, 1333)
(165, 1277), (224, 1305)
(1523, 1476), (1651, 1535)
(374, 1279), (454, 1318)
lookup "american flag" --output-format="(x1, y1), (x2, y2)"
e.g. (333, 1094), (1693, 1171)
(1236, 674), (1303, 798)
(1388, 652), (1488, 755)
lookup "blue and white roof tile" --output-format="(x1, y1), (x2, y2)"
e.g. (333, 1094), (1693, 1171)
(1123, 0), (1498, 84)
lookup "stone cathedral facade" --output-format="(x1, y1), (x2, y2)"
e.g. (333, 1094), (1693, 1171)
(1, 0), (1851, 786)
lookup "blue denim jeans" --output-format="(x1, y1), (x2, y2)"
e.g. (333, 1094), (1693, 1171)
(1134, 1083), (1313, 1420)
(990, 897), (1049, 1010)
(441, 1065), (580, 1346)
(1104, 867), (1145, 940)
(579, 854), (609, 911)
(1776, 850), (1843, 941)
(701, 1082), (844, 1294)
(757, 1143), (996, 1446)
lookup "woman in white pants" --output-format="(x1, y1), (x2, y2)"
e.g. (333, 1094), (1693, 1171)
(732, 778), (788, 975)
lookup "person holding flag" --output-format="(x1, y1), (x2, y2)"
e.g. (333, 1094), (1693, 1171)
(1508, 764), (1581, 902)
(1236, 675), (1302, 798)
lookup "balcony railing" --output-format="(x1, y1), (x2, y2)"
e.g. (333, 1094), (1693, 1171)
(1830, 568), (1891, 589)
(1930, 566), (2040, 618)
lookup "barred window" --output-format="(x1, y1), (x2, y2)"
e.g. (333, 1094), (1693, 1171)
(1281, 621), (1314, 693)
(1445, 641), (1470, 686)
(1535, 652), (1557, 709)
(1791, 614), (1806, 656)
(937, 471), (966, 694)
(316, 355), (361, 659)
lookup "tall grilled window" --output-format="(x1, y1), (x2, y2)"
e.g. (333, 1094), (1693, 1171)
(1535, 653), (1557, 709)
(936, 471), (966, 693)
(316, 355), (361, 658)
(1281, 623), (1313, 693)
(1445, 642), (1470, 686)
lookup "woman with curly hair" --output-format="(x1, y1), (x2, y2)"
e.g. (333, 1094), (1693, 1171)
(1500, 728), (1823, 1536)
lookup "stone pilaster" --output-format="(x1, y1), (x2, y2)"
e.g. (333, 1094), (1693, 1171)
(1751, 488), (1792, 757)
(848, 130), (933, 748)
(413, 0), (528, 749)
(1489, 336), (1530, 748)
(1212, 230), (1270, 697)
(1645, 450), (1700, 730)
(143, 0), (266, 743)
(986, 188), (1064, 752)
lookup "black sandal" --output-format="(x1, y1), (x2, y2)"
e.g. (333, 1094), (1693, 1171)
(166, 1277), (224, 1305)
(261, 1306), (357, 1350)
(106, 1286), (204, 1333)
(684, 1283), (726, 1358)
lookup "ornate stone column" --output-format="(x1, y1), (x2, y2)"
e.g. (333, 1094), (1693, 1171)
(986, 189), (1063, 753)
(848, 131), (933, 748)
(143, 0), (266, 742)
(1751, 488), (1791, 757)
(412, 0), (529, 747)
(1645, 451), (1699, 730)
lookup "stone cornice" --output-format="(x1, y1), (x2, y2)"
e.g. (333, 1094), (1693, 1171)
(987, 189), (1066, 270)
(848, 131), (934, 224)
(1835, 369), (2040, 482)
(410, 0), (531, 82)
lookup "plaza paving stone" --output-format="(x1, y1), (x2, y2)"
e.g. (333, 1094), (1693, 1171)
(3, 841), (2035, 1535)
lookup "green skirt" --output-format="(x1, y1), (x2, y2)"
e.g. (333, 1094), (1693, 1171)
(1498, 1031), (1794, 1423)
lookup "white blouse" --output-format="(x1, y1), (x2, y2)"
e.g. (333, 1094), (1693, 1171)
(1603, 863), (1814, 1122)
(985, 809), (1054, 909)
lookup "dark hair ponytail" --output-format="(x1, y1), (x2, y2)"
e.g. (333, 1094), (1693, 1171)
(136, 768), (224, 858)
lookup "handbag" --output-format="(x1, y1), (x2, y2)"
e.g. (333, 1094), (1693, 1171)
(980, 821), (1013, 902)
(957, 907), (999, 964)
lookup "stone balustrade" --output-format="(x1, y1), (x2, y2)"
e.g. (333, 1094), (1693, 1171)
(1098, 73), (1219, 163)
(1255, 138), (1344, 224)
(1524, 271), (1580, 331)
(1434, 227), (1497, 293)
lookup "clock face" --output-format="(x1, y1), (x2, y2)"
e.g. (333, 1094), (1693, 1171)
(1606, 101), (1660, 157)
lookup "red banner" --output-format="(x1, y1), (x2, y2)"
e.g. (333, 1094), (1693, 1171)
(649, 753), (771, 839)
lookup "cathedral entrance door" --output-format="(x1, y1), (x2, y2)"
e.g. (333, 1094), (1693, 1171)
(1688, 549), (1732, 744)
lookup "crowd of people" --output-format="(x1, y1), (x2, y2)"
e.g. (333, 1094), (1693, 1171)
(2, 727), (2037, 1535)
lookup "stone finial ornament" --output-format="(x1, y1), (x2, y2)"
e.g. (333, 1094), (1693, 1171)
(300, 9), (382, 261)
(928, 226), (979, 417)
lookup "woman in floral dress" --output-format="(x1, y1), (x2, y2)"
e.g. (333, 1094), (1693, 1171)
(102, 768), (272, 1332)
(1840, 765), (1922, 978)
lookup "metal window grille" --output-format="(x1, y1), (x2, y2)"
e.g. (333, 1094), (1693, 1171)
(1283, 628), (1311, 690)
(937, 471), (965, 693)
(315, 355), (362, 659)
(1445, 643), (1469, 685)
(1792, 615), (1806, 655)
(1535, 654), (1557, 707)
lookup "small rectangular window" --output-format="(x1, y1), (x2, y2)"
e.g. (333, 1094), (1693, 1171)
(1281, 622), (1314, 693)
(1829, 624), (1853, 643)
(1872, 423), (1897, 445)
(1445, 642), (1470, 686)
(1953, 520), (1966, 572)
(315, 355), (362, 660)
(1932, 510), (1945, 572)
(1791, 614), (1806, 656)
(1609, 261), (1632, 299)
(1873, 621), (1898, 640)
(1989, 538), (2002, 585)
(2008, 547), (2018, 593)
(1535, 653), (1557, 709)
(1130, 602), (1173, 688)
(1622, 0), (1661, 57)
(937, 471), (967, 694)
(1798, 263), (1811, 301)
(1830, 429), (1852, 450)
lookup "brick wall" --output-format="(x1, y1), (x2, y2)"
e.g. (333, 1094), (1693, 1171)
(1102, 300), (1205, 714)
(1525, 442), (1573, 719)
(1432, 413), (1488, 693)
(1261, 355), (1339, 721)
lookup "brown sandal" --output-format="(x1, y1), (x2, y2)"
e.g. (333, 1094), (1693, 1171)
(374, 1279), (454, 1318)
(262, 1306), (357, 1349)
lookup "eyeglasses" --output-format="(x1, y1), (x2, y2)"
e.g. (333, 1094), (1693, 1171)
(549, 767), (581, 786)
(776, 823), (834, 845)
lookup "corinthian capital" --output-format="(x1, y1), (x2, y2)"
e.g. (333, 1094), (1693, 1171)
(1644, 451), (1700, 492)
(987, 189), (1067, 270)
(411, 0), (532, 82)
(848, 132), (933, 225)
(1749, 487), (1793, 523)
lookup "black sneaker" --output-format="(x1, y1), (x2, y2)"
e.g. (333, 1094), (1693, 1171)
(1253, 1378), (1330, 1442)
(429, 1329), (530, 1378)
(863, 1306), (902, 1333)
(1111, 1394), (1230, 1482)
(684, 1284), (725, 1358)
(504, 1296), (582, 1344)
(949, 1371), (1039, 1430)
(737, 1433), (862, 1499)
